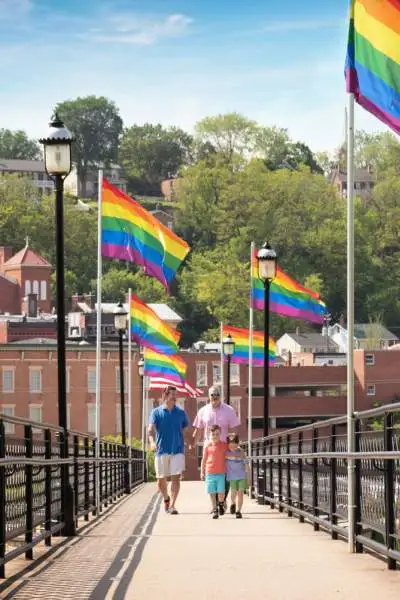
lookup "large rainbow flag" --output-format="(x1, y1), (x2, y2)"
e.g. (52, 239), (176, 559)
(251, 249), (327, 324)
(223, 325), (277, 366)
(101, 178), (190, 289)
(345, 0), (400, 135)
(130, 295), (180, 355)
(143, 348), (186, 385)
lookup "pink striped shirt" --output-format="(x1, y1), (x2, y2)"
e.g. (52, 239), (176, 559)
(193, 402), (240, 443)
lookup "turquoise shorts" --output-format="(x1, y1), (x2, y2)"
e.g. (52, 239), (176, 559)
(206, 473), (225, 494)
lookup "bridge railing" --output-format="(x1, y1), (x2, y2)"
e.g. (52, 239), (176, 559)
(250, 402), (400, 570)
(0, 413), (146, 579)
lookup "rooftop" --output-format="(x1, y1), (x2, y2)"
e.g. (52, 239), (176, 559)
(3, 245), (51, 268)
(0, 159), (45, 173)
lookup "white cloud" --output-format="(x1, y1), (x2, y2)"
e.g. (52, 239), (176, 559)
(264, 19), (342, 33)
(88, 13), (193, 45)
(0, 0), (31, 19)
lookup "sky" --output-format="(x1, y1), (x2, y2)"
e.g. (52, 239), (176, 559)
(0, 0), (387, 153)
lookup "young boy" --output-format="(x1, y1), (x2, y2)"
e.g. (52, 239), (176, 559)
(225, 433), (251, 519)
(200, 424), (227, 519)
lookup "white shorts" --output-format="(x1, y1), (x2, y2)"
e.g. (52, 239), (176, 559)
(155, 453), (185, 479)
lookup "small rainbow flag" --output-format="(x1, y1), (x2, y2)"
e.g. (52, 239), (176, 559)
(102, 178), (190, 289)
(345, 0), (400, 135)
(223, 325), (276, 366)
(130, 295), (180, 355)
(144, 348), (186, 385)
(251, 249), (327, 324)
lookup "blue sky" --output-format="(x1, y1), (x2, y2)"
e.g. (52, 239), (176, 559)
(0, 0), (386, 152)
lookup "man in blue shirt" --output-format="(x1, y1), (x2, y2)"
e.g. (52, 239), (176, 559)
(148, 385), (189, 515)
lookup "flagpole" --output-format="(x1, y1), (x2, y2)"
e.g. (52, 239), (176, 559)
(127, 288), (132, 490)
(95, 168), (103, 514)
(220, 322), (224, 400)
(347, 93), (355, 553)
(248, 243), (254, 460)
(140, 347), (146, 481)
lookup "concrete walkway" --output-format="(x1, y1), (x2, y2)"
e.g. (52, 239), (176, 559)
(3, 482), (400, 599)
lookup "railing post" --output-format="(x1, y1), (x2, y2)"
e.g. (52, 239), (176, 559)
(287, 435), (292, 517)
(44, 428), (52, 546)
(73, 435), (79, 525)
(25, 424), (33, 560)
(255, 441), (260, 500)
(257, 440), (265, 505)
(263, 438), (267, 504)
(330, 425), (337, 540)
(61, 430), (75, 536)
(298, 432), (304, 523)
(278, 436), (283, 512)
(104, 442), (108, 507)
(84, 437), (90, 521)
(0, 420), (6, 578)
(269, 438), (275, 510)
(92, 439), (97, 516)
(354, 418), (363, 553)
(384, 412), (396, 570)
(312, 428), (319, 531)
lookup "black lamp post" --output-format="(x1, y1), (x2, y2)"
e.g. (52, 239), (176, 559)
(256, 242), (277, 438)
(114, 302), (129, 493)
(39, 114), (75, 536)
(222, 334), (235, 406)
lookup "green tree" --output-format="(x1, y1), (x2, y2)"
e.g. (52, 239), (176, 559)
(55, 96), (123, 197)
(0, 129), (41, 160)
(120, 123), (192, 195)
(195, 113), (258, 164)
(94, 266), (168, 303)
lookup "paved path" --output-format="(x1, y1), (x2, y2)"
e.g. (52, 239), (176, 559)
(3, 482), (400, 599)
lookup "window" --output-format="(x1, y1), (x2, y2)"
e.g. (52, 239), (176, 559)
(87, 368), (96, 393)
(367, 384), (376, 396)
(29, 405), (42, 429)
(2, 405), (15, 434)
(230, 363), (240, 386)
(167, 220), (173, 230)
(25, 280), (31, 295)
(2, 368), (14, 393)
(197, 397), (207, 412)
(29, 368), (42, 393)
(87, 404), (96, 434)
(366, 353), (375, 366)
(230, 397), (241, 420)
(116, 403), (129, 434)
(40, 280), (47, 301)
(32, 280), (39, 296)
(212, 363), (221, 385)
(115, 367), (128, 392)
(196, 362), (207, 387)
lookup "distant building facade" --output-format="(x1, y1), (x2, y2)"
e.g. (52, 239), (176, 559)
(328, 167), (376, 199)
(0, 159), (54, 195)
(64, 164), (127, 199)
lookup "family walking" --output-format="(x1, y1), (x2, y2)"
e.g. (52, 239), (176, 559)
(148, 384), (250, 517)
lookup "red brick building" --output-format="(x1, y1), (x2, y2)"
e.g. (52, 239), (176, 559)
(0, 243), (52, 315)
(0, 343), (398, 479)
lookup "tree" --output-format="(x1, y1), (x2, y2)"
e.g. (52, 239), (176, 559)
(119, 124), (192, 195)
(95, 267), (168, 303)
(195, 113), (258, 164)
(55, 96), (123, 197)
(0, 129), (41, 160)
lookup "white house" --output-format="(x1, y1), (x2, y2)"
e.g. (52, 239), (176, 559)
(330, 322), (398, 352)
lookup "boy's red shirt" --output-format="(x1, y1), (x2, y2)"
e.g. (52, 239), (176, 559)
(203, 441), (228, 474)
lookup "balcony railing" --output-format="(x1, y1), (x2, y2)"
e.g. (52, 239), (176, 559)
(0, 413), (146, 579)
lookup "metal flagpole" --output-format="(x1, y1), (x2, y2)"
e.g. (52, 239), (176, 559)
(140, 348), (146, 481)
(95, 168), (103, 514)
(347, 93), (356, 553)
(127, 288), (132, 490)
(220, 322), (224, 400)
(248, 243), (254, 459)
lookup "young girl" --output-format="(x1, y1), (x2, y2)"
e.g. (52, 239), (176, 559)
(225, 433), (250, 519)
(200, 424), (227, 519)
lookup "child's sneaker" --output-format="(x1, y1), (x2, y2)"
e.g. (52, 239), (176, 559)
(164, 496), (170, 512)
(236, 511), (242, 519)
(230, 503), (236, 515)
(218, 502), (225, 516)
(212, 509), (219, 519)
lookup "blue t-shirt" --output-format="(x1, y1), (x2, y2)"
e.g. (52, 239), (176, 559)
(149, 405), (189, 456)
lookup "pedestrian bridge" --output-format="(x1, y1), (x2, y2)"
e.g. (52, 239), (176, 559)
(0, 403), (400, 599)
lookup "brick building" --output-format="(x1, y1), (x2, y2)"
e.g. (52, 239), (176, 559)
(0, 343), (397, 479)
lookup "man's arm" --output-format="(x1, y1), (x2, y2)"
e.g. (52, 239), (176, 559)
(148, 423), (157, 452)
(200, 446), (207, 480)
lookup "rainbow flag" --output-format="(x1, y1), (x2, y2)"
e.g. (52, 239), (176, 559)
(101, 178), (190, 289)
(130, 295), (180, 355)
(223, 325), (276, 366)
(251, 249), (327, 324)
(345, 0), (400, 135)
(144, 348), (186, 385)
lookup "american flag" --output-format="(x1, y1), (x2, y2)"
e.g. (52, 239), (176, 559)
(148, 377), (203, 398)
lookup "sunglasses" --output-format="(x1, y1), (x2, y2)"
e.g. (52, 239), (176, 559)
(210, 394), (219, 398)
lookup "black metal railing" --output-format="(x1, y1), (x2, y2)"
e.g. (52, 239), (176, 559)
(0, 413), (146, 579)
(250, 401), (400, 570)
